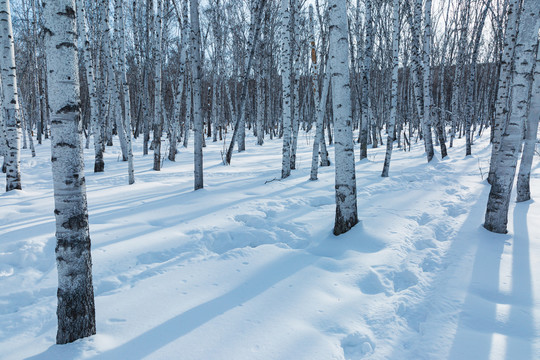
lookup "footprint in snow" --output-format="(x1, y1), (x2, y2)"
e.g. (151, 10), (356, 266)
(357, 269), (387, 295)
(341, 332), (375, 359)
(392, 269), (419, 292)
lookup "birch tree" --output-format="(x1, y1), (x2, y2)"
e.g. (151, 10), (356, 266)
(0, 0), (22, 191)
(42, 0), (96, 343)
(281, 0), (293, 178)
(114, 0), (135, 184)
(516, 37), (540, 202)
(153, 0), (164, 171)
(484, 0), (540, 233)
(359, 0), (372, 160)
(328, 0), (358, 235)
(190, 0), (204, 190)
(76, 0), (104, 173)
(488, 0), (521, 184)
(421, 0), (434, 162)
(381, 0), (399, 177)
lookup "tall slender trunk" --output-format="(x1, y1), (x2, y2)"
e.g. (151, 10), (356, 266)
(0, 0), (22, 191)
(328, 0), (358, 235)
(488, 0), (521, 184)
(359, 0), (372, 160)
(280, 0), (292, 178)
(153, 0), (163, 171)
(516, 40), (540, 202)
(43, 0), (96, 343)
(76, 0), (104, 173)
(115, 0), (135, 184)
(190, 0), (204, 190)
(484, 0), (539, 233)
(382, 0), (400, 177)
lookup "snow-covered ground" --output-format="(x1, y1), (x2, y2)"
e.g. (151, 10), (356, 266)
(1, 130), (539, 360)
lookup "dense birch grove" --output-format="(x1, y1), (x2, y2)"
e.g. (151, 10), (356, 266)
(1, 0), (539, 343)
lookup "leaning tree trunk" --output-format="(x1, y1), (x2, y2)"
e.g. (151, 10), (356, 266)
(0, 0), (22, 191)
(42, 0), (96, 344)
(328, 0), (358, 235)
(516, 41), (540, 202)
(382, 0), (400, 177)
(484, 0), (539, 234)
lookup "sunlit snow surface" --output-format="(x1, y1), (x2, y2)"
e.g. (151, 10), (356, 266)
(1, 131), (539, 359)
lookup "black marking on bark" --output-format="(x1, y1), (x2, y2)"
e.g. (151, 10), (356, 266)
(56, 42), (76, 49)
(51, 156), (57, 162)
(57, 6), (75, 19)
(61, 213), (88, 231)
(57, 104), (79, 114)
(43, 27), (53, 37)
(56, 142), (76, 148)
(54, 209), (60, 215)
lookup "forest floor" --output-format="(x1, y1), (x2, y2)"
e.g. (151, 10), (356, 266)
(1, 129), (539, 360)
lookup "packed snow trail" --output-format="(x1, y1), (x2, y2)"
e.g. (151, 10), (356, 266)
(1, 133), (539, 359)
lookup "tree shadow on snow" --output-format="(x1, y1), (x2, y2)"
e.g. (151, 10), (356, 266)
(448, 202), (535, 360)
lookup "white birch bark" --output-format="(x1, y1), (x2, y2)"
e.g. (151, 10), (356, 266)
(359, 0), (372, 159)
(516, 38), (540, 202)
(449, 5), (468, 149)
(42, 0), (96, 343)
(488, 0), (521, 183)
(464, 1), (490, 156)
(76, 0), (104, 173)
(328, 0), (358, 235)
(0, 0), (22, 191)
(422, 0), (434, 162)
(309, 4), (329, 181)
(484, 0), (540, 233)
(153, 0), (163, 171)
(382, 0), (400, 177)
(114, 0), (135, 184)
(280, 0), (292, 178)
(190, 0), (204, 190)
(290, 0), (300, 170)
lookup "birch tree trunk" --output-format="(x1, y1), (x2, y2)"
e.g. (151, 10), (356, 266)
(484, 0), (539, 233)
(464, 1), (490, 156)
(516, 40), (540, 202)
(76, 0), (104, 173)
(0, 0), (22, 191)
(421, 0), (435, 161)
(281, 0), (292, 178)
(190, 0), (204, 190)
(382, 0), (399, 177)
(43, 0), (96, 343)
(289, 0), (300, 170)
(359, 0), (372, 160)
(115, 0), (135, 184)
(488, 0), (521, 184)
(309, 4), (329, 181)
(328, 0), (358, 235)
(153, 0), (163, 171)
